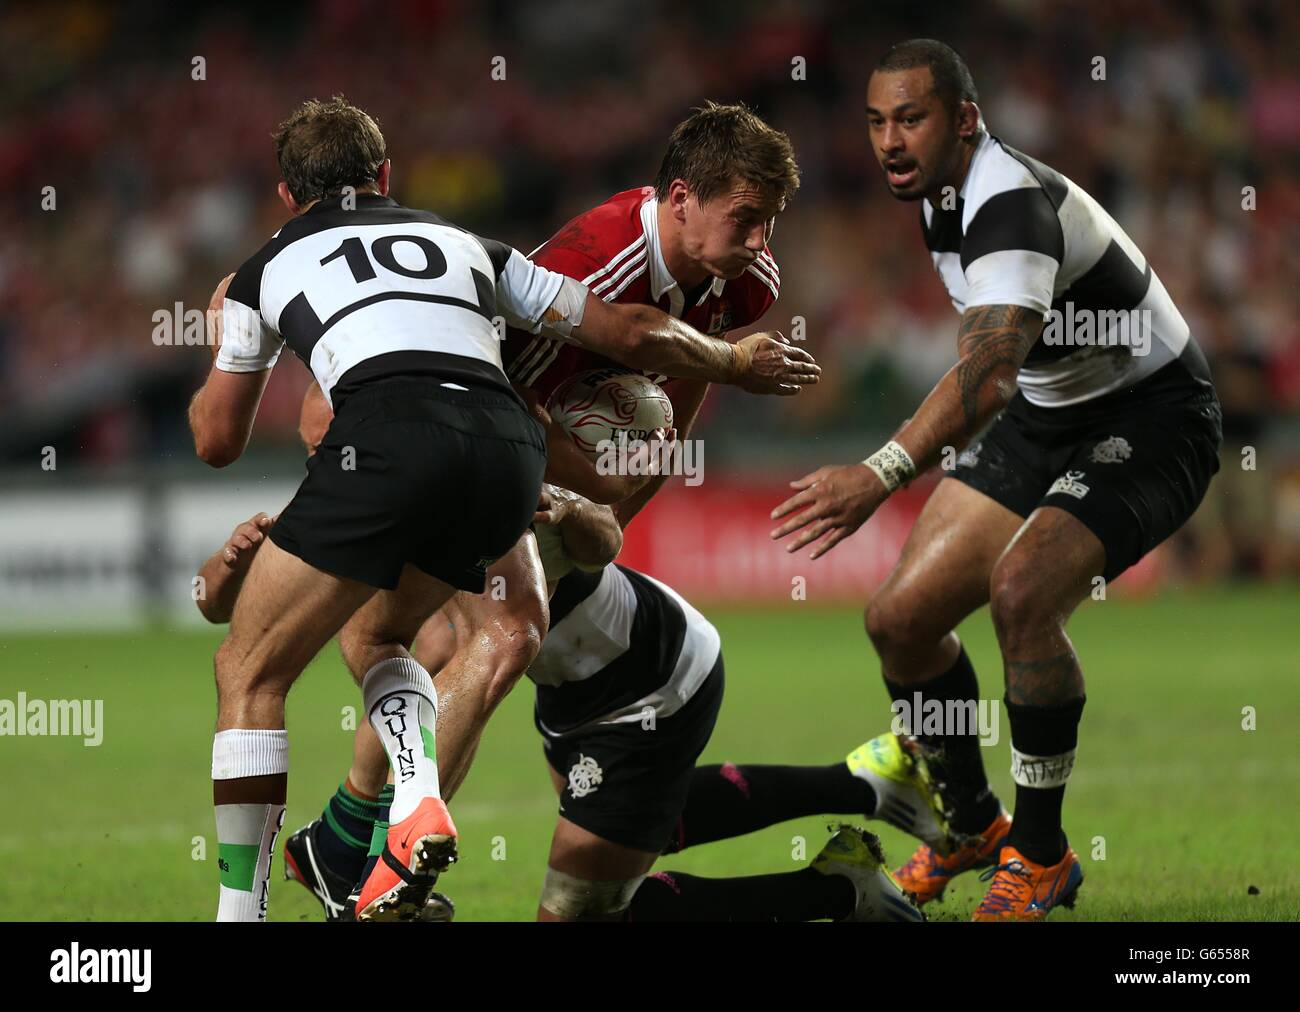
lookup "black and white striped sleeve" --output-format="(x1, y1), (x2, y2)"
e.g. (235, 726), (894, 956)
(960, 188), (1063, 316)
(475, 236), (573, 334)
(215, 255), (285, 373)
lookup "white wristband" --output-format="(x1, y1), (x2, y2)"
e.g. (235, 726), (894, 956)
(861, 440), (916, 492)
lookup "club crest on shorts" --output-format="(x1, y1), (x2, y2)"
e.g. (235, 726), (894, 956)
(1049, 470), (1090, 499)
(567, 754), (603, 798)
(957, 441), (982, 468)
(1089, 435), (1133, 464)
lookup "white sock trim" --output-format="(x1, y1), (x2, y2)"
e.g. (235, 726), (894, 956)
(362, 655), (437, 716)
(1009, 746), (1076, 789)
(212, 728), (289, 780)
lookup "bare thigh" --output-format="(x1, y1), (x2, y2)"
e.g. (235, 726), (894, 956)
(338, 564), (460, 682)
(866, 478), (1025, 681)
(217, 538), (376, 729)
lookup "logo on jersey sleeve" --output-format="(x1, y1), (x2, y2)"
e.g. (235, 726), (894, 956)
(1048, 470), (1090, 500)
(567, 754), (604, 798)
(1088, 436), (1133, 464)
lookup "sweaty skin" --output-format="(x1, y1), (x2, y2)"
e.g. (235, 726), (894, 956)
(770, 67), (1039, 560)
(774, 65), (1104, 765)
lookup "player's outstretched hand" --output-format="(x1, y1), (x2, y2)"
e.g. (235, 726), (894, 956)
(769, 463), (888, 559)
(221, 512), (274, 568)
(734, 332), (821, 395)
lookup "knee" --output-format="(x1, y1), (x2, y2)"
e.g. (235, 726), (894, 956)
(989, 556), (1060, 647)
(865, 586), (934, 658)
(539, 867), (640, 921)
(214, 635), (280, 705)
(337, 622), (371, 682)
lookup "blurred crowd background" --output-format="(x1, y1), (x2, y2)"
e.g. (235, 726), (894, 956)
(2, 0), (1298, 581)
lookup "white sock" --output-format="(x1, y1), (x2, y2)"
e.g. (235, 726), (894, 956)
(212, 729), (288, 922)
(362, 656), (440, 824)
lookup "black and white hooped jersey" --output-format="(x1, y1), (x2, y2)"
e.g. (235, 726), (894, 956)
(215, 194), (568, 405)
(922, 133), (1213, 408)
(527, 553), (722, 738)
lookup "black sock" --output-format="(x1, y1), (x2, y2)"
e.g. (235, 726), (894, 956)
(626, 868), (855, 922)
(1004, 696), (1085, 866)
(885, 646), (999, 834)
(666, 763), (876, 853)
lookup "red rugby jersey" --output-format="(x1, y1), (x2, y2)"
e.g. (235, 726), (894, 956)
(502, 186), (780, 403)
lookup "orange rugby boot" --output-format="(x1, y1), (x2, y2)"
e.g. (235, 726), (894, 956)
(971, 842), (1083, 921)
(893, 806), (1012, 906)
(355, 796), (458, 922)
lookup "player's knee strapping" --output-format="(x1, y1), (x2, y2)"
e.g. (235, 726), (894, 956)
(212, 728), (289, 922)
(538, 867), (644, 920)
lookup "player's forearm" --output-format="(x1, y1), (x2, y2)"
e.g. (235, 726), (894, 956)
(617, 306), (743, 383)
(893, 361), (1018, 475)
(887, 304), (1040, 479)
(544, 426), (649, 505)
(613, 473), (667, 528)
(194, 554), (248, 624)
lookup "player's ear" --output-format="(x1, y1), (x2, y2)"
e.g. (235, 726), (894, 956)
(957, 100), (982, 141)
(277, 181), (302, 215)
(667, 179), (692, 221)
(375, 159), (392, 196)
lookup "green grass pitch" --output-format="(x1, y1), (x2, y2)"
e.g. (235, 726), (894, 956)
(2, 586), (1296, 921)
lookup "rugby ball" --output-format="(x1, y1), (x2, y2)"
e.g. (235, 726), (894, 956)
(547, 369), (673, 457)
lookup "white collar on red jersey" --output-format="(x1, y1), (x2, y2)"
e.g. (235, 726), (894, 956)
(640, 195), (726, 314)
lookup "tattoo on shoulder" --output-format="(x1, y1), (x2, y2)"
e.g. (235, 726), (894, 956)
(954, 304), (1041, 432)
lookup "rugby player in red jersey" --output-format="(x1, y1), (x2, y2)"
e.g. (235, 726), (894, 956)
(192, 97), (818, 922)
(502, 101), (791, 518)
(273, 103), (939, 921)
(193, 101), (825, 920)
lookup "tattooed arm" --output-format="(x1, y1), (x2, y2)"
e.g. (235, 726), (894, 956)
(889, 303), (1041, 473)
(770, 303), (1041, 558)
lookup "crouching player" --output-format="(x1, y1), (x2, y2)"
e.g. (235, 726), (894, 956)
(517, 488), (928, 922)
